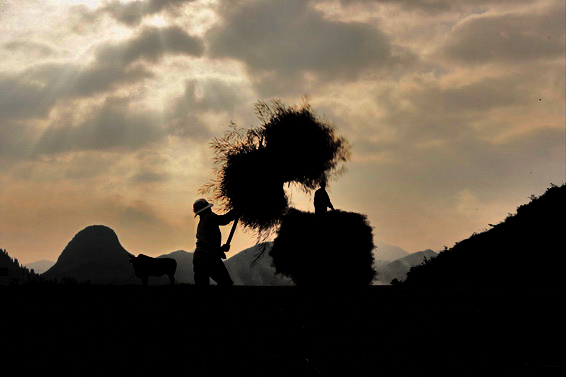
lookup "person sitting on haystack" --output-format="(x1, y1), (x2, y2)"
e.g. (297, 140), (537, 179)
(193, 198), (237, 286)
(314, 181), (335, 215)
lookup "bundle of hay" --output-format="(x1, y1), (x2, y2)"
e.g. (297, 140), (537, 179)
(200, 100), (351, 240)
(269, 209), (376, 286)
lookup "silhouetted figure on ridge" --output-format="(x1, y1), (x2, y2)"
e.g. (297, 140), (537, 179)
(193, 198), (237, 286)
(314, 181), (335, 215)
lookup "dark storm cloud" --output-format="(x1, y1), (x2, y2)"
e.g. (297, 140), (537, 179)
(35, 96), (165, 155)
(207, 0), (399, 94)
(96, 0), (194, 26)
(95, 25), (204, 67)
(442, 2), (565, 65)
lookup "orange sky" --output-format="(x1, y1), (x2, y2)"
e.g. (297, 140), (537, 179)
(0, 0), (564, 264)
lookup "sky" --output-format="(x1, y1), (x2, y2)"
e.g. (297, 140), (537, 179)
(0, 0), (564, 264)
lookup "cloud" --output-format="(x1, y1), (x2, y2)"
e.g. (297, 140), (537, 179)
(337, 0), (533, 14)
(167, 77), (251, 138)
(180, 78), (248, 112)
(98, 0), (194, 26)
(128, 150), (172, 183)
(35, 96), (166, 155)
(0, 74), (56, 120)
(0, 24), (204, 125)
(0, 121), (34, 160)
(115, 199), (185, 253)
(378, 75), (530, 143)
(441, 2), (565, 65)
(0, 62), (154, 123)
(130, 170), (170, 183)
(95, 25), (204, 67)
(3, 39), (57, 57)
(207, 0), (401, 94)
(70, 0), (194, 31)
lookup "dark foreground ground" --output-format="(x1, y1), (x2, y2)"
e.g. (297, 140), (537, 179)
(1, 285), (565, 376)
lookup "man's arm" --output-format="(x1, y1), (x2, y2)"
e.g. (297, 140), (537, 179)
(215, 209), (238, 226)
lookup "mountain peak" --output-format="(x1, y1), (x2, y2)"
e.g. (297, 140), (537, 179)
(43, 225), (133, 283)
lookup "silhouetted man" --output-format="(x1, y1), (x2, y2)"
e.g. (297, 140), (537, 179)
(314, 181), (335, 215)
(193, 198), (237, 286)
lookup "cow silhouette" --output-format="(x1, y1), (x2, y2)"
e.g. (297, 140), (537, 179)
(129, 254), (177, 286)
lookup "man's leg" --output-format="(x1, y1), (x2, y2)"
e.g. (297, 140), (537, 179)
(193, 255), (210, 286)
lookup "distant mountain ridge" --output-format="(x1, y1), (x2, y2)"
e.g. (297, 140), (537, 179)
(373, 241), (410, 262)
(225, 243), (293, 286)
(152, 250), (194, 284)
(32, 224), (433, 286)
(375, 249), (437, 284)
(25, 260), (55, 275)
(37, 225), (293, 285)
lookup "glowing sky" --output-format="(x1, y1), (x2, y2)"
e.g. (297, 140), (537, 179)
(1, 0), (564, 264)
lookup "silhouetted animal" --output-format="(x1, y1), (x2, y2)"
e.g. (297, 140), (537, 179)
(129, 254), (177, 286)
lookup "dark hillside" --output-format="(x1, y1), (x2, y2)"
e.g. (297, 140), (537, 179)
(42, 225), (133, 283)
(404, 184), (566, 288)
(1, 285), (564, 376)
(0, 249), (36, 285)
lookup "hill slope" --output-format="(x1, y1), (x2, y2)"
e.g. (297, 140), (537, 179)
(225, 243), (293, 286)
(42, 225), (133, 283)
(1, 249), (36, 285)
(404, 184), (566, 288)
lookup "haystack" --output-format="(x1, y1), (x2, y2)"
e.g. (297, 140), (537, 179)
(269, 209), (376, 286)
